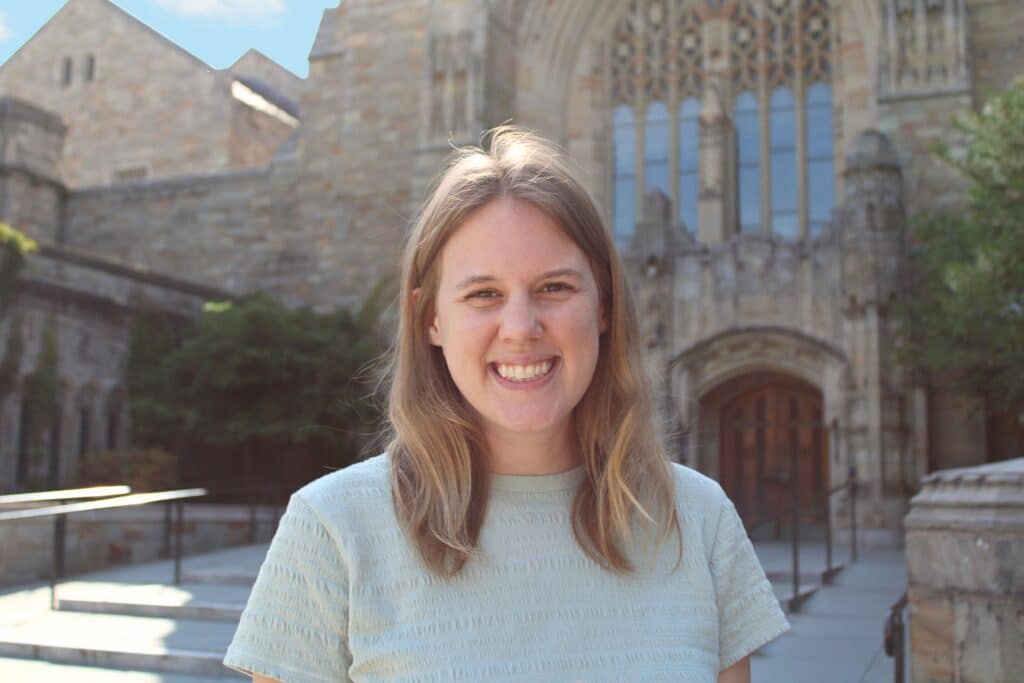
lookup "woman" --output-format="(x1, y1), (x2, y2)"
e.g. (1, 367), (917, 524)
(224, 127), (789, 682)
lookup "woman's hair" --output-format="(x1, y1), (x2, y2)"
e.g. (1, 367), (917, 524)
(386, 126), (681, 577)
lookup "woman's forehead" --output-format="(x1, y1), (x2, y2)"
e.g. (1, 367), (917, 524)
(438, 198), (595, 283)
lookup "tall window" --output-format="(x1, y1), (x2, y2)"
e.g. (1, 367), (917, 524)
(770, 88), (798, 238)
(610, 0), (704, 241)
(60, 57), (72, 88)
(610, 0), (836, 241)
(678, 98), (699, 231)
(613, 104), (636, 240)
(645, 101), (671, 198)
(735, 92), (761, 234)
(806, 83), (835, 235)
(84, 55), (96, 83)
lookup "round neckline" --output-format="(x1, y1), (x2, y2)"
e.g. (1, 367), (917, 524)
(488, 464), (586, 492)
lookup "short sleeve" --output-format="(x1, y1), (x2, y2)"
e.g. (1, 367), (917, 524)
(224, 494), (351, 683)
(709, 493), (791, 671)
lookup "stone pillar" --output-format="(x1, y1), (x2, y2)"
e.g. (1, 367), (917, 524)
(696, 78), (735, 244)
(904, 458), (1024, 683)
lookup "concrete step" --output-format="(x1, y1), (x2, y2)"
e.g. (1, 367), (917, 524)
(0, 610), (239, 678)
(58, 597), (244, 622)
(55, 581), (250, 621)
(180, 569), (257, 587)
(0, 656), (243, 682)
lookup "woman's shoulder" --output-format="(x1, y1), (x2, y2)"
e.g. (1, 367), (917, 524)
(669, 462), (727, 509)
(289, 453), (392, 524)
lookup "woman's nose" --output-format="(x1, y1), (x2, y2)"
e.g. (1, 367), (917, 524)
(499, 294), (543, 341)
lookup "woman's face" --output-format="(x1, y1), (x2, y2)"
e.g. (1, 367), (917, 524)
(428, 197), (606, 445)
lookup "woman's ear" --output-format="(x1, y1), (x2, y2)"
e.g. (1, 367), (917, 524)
(428, 315), (441, 346)
(599, 303), (609, 334)
(413, 288), (442, 346)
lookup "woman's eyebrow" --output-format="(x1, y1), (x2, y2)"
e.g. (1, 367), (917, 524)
(454, 268), (585, 291)
(454, 274), (497, 291)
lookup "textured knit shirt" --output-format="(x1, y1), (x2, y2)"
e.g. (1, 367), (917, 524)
(223, 454), (789, 682)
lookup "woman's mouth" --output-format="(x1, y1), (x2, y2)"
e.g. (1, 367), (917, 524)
(490, 358), (558, 386)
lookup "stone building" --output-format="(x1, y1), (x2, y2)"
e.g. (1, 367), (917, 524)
(1, 0), (1023, 544)
(0, 0), (301, 187)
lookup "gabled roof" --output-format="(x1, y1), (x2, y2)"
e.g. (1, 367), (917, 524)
(0, 0), (219, 76)
(232, 75), (301, 119)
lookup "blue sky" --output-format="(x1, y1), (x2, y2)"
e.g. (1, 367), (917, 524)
(0, 0), (338, 78)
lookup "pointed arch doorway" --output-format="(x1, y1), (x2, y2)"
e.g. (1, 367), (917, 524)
(713, 372), (829, 534)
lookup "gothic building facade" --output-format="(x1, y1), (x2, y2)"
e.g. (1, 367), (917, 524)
(1, 0), (1022, 544)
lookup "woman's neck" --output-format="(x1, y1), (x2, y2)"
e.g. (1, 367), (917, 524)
(483, 420), (579, 475)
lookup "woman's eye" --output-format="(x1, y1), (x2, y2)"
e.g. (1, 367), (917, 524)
(467, 289), (500, 300)
(540, 282), (574, 294)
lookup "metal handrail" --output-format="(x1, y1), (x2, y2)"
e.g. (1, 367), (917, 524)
(0, 489), (206, 522)
(0, 488), (206, 610)
(196, 481), (291, 544)
(884, 591), (909, 683)
(741, 468), (858, 613)
(0, 485), (132, 505)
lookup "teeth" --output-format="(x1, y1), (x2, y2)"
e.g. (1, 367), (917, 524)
(496, 360), (553, 382)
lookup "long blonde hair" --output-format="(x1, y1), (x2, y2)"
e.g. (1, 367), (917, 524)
(386, 126), (680, 577)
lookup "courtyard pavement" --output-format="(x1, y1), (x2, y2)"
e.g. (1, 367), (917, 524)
(0, 543), (909, 682)
(754, 547), (909, 683)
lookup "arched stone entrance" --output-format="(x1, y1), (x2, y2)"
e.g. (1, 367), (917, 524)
(707, 372), (828, 529)
(670, 327), (850, 537)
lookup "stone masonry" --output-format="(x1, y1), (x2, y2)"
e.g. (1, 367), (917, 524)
(904, 458), (1024, 683)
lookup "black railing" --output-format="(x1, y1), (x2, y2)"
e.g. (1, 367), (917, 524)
(0, 488), (206, 609)
(884, 591), (909, 683)
(743, 465), (859, 612)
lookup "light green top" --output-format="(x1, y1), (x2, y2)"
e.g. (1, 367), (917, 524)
(224, 454), (789, 682)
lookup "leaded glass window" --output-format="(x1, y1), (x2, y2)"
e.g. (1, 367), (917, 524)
(609, 0), (836, 241)
(735, 92), (761, 234)
(613, 104), (636, 240)
(677, 98), (700, 231)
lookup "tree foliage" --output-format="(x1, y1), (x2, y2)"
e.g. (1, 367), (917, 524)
(127, 289), (390, 493)
(895, 84), (1024, 420)
(0, 221), (38, 317)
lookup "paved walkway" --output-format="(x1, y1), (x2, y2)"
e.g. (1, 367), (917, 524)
(753, 548), (909, 683)
(0, 543), (909, 681)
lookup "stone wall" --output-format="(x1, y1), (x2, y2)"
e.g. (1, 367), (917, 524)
(0, 503), (278, 587)
(228, 98), (296, 171)
(904, 458), (1024, 683)
(230, 49), (306, 105)
(0, 244), (226, 490)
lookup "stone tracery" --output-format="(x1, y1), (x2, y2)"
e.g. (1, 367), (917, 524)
(609, 0), (837, 240)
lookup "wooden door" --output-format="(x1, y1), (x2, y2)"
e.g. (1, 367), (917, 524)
(719, 381), (828, 528)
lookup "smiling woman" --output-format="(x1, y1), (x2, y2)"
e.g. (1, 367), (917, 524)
(223, 127), (789, 682)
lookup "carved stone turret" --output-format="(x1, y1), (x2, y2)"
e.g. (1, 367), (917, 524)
(838, 130), (913, 537)
(841, 130), (906, 306)
(0, 96), (67, 243)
